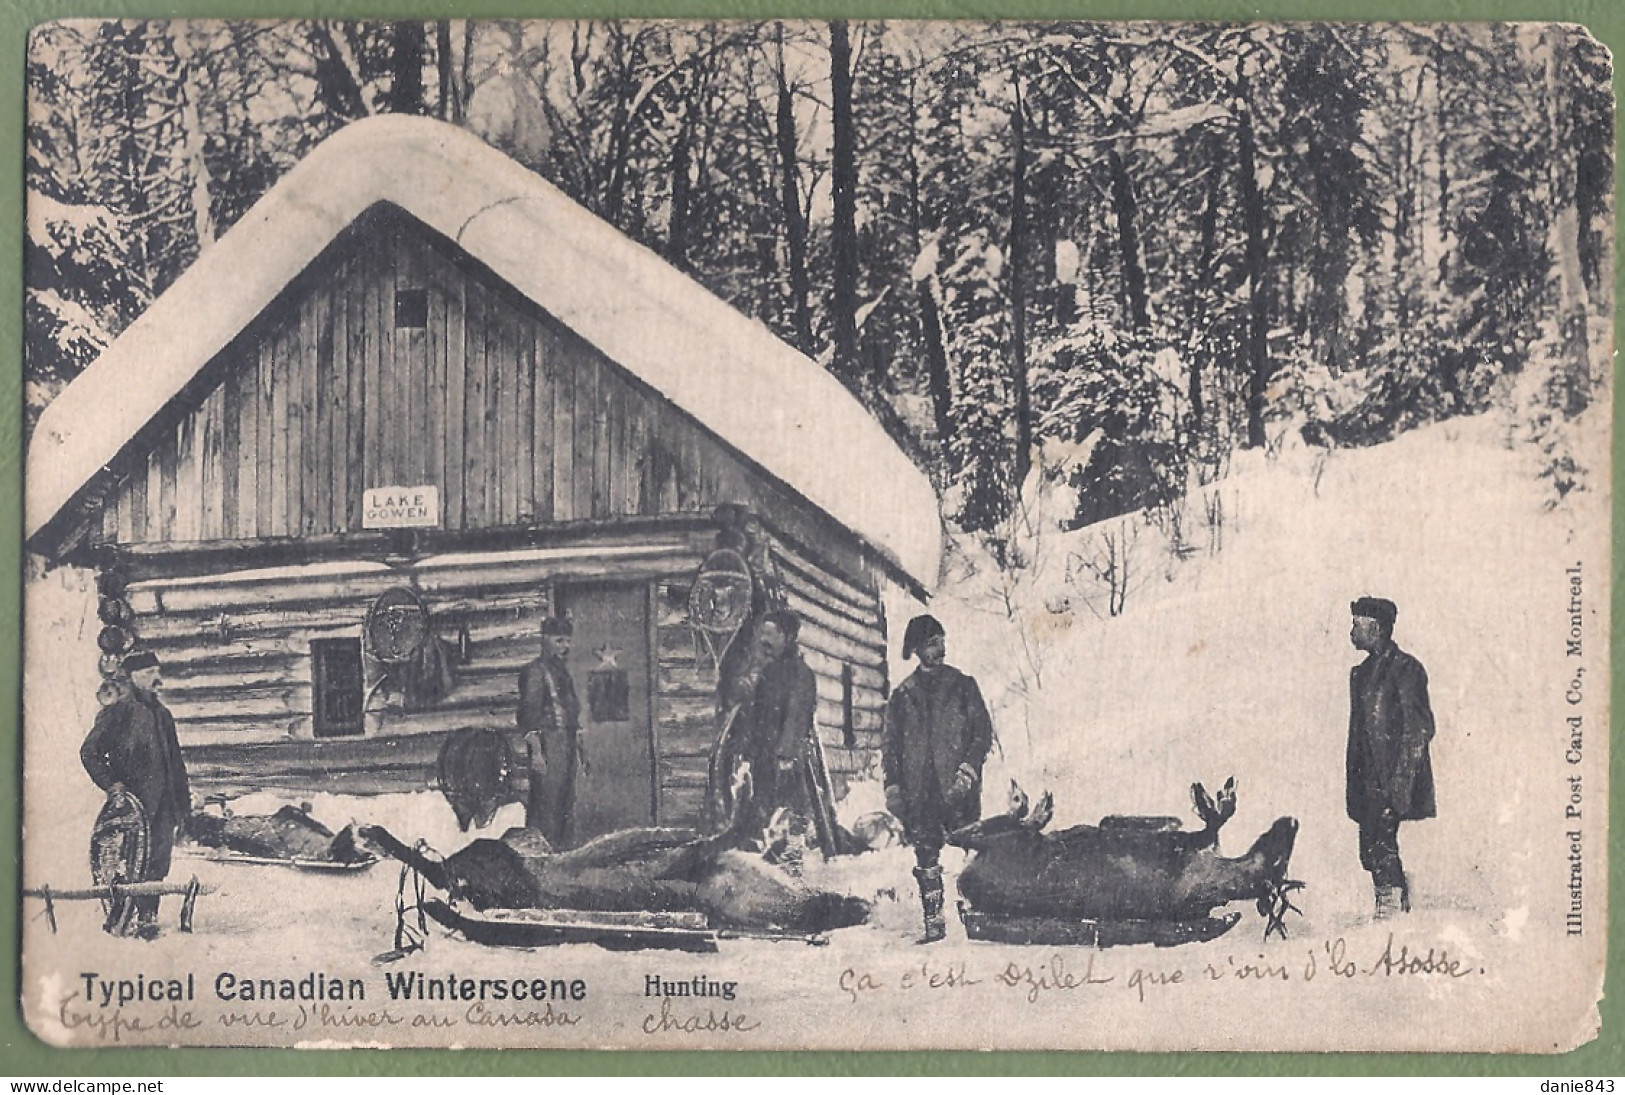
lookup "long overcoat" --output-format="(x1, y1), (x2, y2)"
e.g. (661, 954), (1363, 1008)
(882, 665), (994, 839)
(517, 655), (581, 847)
(81, 688), (191, 877)
(745, 647), (818, 821)
(1346, 641), (1436, 823)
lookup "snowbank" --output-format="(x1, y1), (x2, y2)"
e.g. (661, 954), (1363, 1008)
(922, 413), (1607, 934)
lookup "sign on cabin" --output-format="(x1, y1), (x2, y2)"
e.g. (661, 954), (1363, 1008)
(363, 485), (440, 529)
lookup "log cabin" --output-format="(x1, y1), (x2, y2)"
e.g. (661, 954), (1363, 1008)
(25, 115), (941, 840)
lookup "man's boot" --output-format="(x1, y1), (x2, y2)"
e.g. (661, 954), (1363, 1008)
(1374, 882), (1403, 921)
(778, 819), (808, 879)
(914, 866), (946, 943)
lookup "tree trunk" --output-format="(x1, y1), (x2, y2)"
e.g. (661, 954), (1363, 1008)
(1236, 75), (1271, 449)
(668, 92), (699, 268)
(909, 77), (954, 448)
(389, 21), (427, 115)
(1187, 156), (1224, 434)
(118, 31), (153, 303)
(828, 20), (861, 387)
(601, 34), (637, 227)
(461, 21), (476, 118)
(919, 290), (955, 447)
(1008, 75), (1032, 487)
(1542, 25), (1591, 416)
(1107, 146), (1149, 332)
(1431, 42), (1452, 294)
(435, 21), (454, 120)
(773, 33), (814, 354)
(170, 30), (216, 253)
(308, 24), (370, 120)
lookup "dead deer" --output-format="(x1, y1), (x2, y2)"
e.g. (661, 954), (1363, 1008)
(949, 779), (1302, 938)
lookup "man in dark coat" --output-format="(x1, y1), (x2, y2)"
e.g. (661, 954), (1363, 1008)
(744, 610), (818, 848)
(517, 615), (585, 848)
(882, 615), (994, 943)
(1346, 595), (1436, 919)
(80, 650), (191, 938)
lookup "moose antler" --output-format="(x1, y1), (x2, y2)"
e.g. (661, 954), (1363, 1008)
(1258, 877), (1305, 941)
(1191, 778), (1238, 835)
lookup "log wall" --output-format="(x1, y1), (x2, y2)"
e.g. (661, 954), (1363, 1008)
(130, 524), (888, 814)
(130, 563), (555, 753)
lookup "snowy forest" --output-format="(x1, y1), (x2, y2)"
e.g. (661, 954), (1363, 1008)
(26, 20), (1614, 544)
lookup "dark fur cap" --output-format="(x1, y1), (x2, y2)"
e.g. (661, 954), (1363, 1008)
(1350, 596), (1398, 630)
(759, 609), (801, 643)
(902, 614), (945, 660)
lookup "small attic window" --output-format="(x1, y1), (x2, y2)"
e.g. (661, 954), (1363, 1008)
(394, 288), (428, 328)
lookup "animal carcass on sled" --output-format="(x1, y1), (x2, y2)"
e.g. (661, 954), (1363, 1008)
(186, 802), (376, 871)
(360, 813), (870, 952)
(949, 780), (1302, 946)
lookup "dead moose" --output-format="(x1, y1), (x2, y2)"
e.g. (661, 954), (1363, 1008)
(949, 779), (1302, 943)
(359, 805), (870, 936)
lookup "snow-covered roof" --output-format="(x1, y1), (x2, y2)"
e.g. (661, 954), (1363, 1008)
(27, 115), (942, 587)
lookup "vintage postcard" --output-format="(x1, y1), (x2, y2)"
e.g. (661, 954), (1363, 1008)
(19, 19), (1611, 1052)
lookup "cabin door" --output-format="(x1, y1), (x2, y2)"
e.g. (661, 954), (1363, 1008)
(557, 582), (655, 840)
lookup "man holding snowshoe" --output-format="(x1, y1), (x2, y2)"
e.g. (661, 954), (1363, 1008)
(1346, 595), (1436, 920)
(80, 650), (191, 938)
(882, 615), (994, 943)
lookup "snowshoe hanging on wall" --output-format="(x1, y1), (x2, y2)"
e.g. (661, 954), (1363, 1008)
(365, 587), (430, 664)
(364, 587), (457, 711)
(686, 547), (753, 674)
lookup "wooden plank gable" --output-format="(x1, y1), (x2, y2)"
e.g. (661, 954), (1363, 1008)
(85, 206), (877, 585)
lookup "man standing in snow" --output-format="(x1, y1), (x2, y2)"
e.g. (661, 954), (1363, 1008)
(1346, 596), (1436, 920)
(743, 610), (818, 848)
(883, 615), (994, 943)
(80, 650), (191, 938)
(517, 614), (585, 848)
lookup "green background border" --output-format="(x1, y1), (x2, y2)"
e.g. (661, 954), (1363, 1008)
(2, 0), (1621, 1076)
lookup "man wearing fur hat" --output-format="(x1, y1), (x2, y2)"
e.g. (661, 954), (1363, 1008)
(518, 614), (585, 847)
(882, 615), (994, 943)
(1346, 596), (1436, 919)
(80, 650), (191, 937)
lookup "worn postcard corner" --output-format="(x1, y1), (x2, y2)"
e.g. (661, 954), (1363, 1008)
(19, 18), (1612, 1052)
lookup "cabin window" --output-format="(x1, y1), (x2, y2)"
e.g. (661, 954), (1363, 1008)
(588, 669), (631, 723)
(394, 288), (428, 329)
(841, 663), (857, 747)
(311, 638), (365, 738)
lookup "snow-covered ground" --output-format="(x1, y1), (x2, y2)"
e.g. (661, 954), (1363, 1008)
(926, 413), (1607, 935)
(21, 412), (1608, 1051)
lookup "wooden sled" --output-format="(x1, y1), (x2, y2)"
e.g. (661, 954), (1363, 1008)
(958, 903), (1242, 948)
(420, 899), (721, 953)
(417, 901), (833, 953)
(176, 846), (378, 873)
(26, 877), (213, 934)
